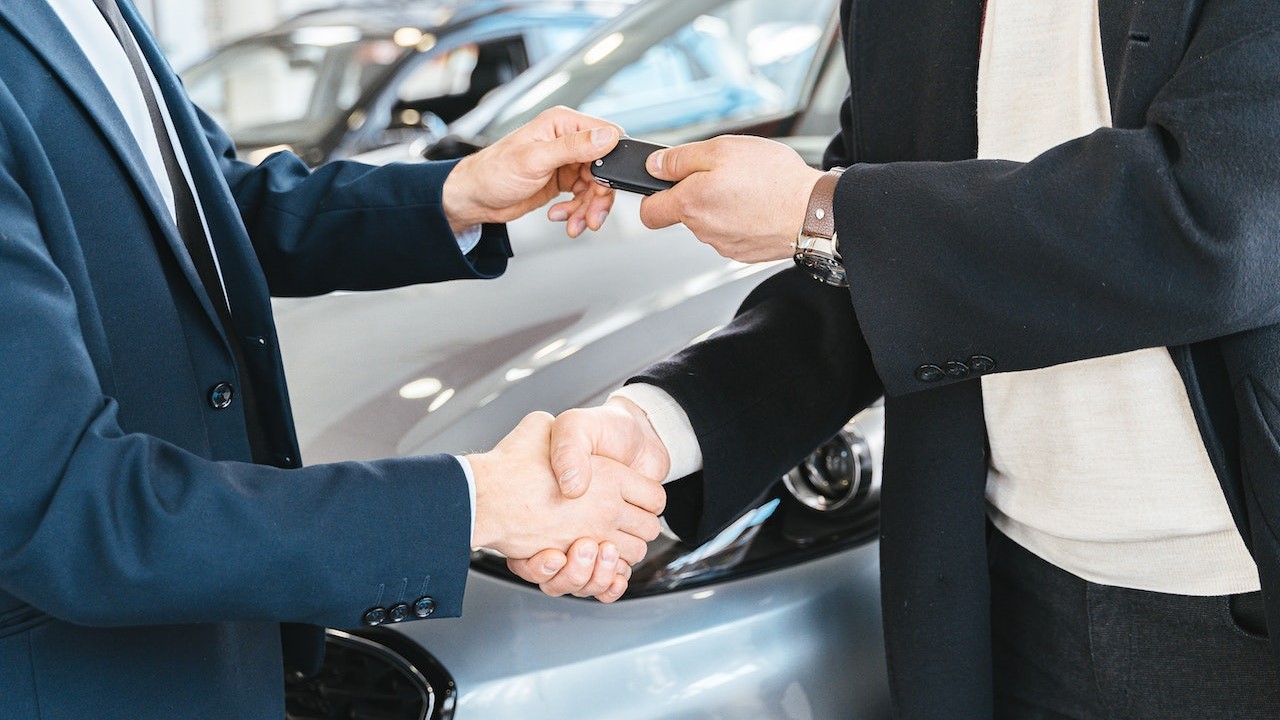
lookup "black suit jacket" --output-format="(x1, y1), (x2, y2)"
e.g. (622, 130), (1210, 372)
(635, 0), (1280, 716)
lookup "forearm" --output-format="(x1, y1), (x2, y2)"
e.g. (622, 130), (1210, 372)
(198, 107), (510, 296)
(629, 266), (883, 541)
(839, 18), (1280, 396)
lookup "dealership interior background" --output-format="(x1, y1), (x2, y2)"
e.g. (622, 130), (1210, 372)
(142, 0), (339, 67)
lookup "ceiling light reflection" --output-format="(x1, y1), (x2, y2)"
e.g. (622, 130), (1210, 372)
(533, 338), (568, 360)
(583, 33), (624, 66)
(399, 377), (443, 400)
(505, 367), (534, 382)
(427, 388), (455, 413)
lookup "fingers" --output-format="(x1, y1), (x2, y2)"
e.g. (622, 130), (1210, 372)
(608, 531), (650, 567)
(595, 563), (632, 604)
(615, 501), (662, 545)
(549, 407), (606, 498)
(616, 463), (666, 516)
(506, 549), (568, 585)
(547, 166), (615, 237)
(638, 187), (683, 230)
(508, 541), (633, 602)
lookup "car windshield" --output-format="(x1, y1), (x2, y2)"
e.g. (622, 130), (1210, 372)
(184, 29), (407, 149)
(481, 0), (836, 141)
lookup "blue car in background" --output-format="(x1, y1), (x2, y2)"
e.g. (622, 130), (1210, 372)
(181, 1), (630, 165)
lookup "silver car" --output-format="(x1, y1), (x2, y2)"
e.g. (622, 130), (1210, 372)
(182, 1), (630, 165)
(277, 0), (890, 717)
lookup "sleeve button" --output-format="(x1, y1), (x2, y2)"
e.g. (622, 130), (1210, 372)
(943, 361), (970, 379)
(362, 607), (388, 626)
(968, 355), (996, 373)
(388, 603), (410, 623)
(915, 364), (945, 383)
(413, 596), (437, 618)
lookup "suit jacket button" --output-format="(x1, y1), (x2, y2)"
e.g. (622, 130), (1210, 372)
(915, 364), (945, 383)
(209, 382), (234, 410)
(413, 596), (437, 618)
(968, 355), (996, 374)
(388, 603), (410, 623)
(944, 361), (970, 379)
(362, 607), (387, 626)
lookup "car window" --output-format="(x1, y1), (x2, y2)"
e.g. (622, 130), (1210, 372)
(183, 32), (403, 148)
(397, 44), (482, 102)
(485, 0), (836, 138)
(791, 42), (848, 138)
(392, 37), (529, 124)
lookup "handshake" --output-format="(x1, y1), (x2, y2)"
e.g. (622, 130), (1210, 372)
(465, 397), (670, 603)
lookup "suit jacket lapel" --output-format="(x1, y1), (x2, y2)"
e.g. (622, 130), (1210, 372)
(846, 0), (983, 163)
(0, 0), (228, 337)
(846, 0), (1202, 162)
(115, 0), (279, 341)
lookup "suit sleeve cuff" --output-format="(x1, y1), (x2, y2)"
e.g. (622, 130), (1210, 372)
(610, 383), (703, 483)
(453, 455), (478, 547)
(454, 224), (483, 255)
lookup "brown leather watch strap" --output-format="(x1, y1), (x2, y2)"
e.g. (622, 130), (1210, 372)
(800, 168), (844, 240)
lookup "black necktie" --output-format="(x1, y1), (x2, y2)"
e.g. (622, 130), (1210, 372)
(92, 0), (270, 463)
(92, 0), (231, 318)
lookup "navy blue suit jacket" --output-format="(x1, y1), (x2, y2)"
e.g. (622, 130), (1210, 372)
(640, 0), (1280, 717)
(0, 1), (511, 717)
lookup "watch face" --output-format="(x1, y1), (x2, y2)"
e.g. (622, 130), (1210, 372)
(794, 249), (848, 287)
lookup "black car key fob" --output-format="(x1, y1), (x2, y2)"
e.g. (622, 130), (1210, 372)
(590, 137), (674, 195)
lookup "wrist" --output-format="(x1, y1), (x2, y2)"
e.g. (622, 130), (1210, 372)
(793, 167), (827, 238)
(792, 167), (847, 287)
(463, 451), (499, 549)
(442, 155), (486, 232)
(606, 396), (661, 446)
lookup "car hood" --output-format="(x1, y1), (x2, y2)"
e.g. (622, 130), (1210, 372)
(273, 193), (782, 462)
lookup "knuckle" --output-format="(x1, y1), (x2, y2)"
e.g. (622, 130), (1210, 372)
(524, 410), (554, 424)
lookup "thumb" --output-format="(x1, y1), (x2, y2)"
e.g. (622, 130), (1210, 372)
(549, 407), (604, 499)
(645, 140), (711, 182)
(506, 550), (568, 583)
(526, 126), (620, 175)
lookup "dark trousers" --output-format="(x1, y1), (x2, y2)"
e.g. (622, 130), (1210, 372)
(989, 528), (1280, 719)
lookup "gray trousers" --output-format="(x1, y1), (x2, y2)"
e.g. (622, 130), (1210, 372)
(989, 528), (1280, 720)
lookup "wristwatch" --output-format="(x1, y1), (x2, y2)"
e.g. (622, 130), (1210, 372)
(792, 168), (847, 287)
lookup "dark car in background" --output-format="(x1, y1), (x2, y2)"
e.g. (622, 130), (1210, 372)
(181, 1), (630, 165)
(276, 0), (891, 717)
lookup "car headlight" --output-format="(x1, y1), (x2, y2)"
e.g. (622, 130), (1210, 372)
(783, 422), (878, 516)
(285, 628), (456, 720)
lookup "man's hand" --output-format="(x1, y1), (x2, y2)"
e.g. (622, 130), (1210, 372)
(505, 398), (671, 601)
(507, 539), (633, 603)
(441, 106), (622, 237)
(551, 396), (671, 499)
(639, 135), (825, 262)
(466, 412), (664, 563)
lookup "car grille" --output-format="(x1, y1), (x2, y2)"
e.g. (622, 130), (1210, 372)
(285, 628), (454, 720)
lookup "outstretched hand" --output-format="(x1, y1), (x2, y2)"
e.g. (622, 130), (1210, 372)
(506, 398), (671, 602)
(638, 135), (825, 261)
(441, 106), (622, 237)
